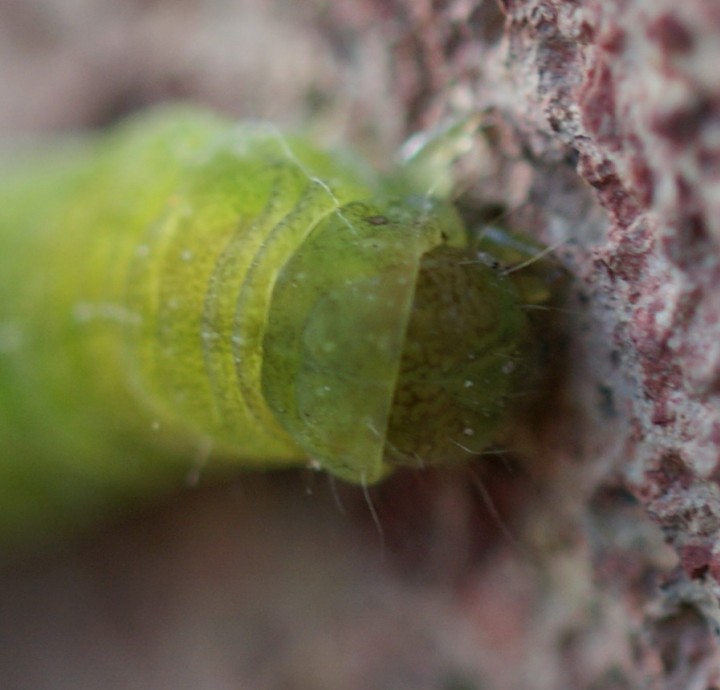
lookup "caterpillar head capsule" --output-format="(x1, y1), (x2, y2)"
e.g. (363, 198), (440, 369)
(263, 199), (532, 483)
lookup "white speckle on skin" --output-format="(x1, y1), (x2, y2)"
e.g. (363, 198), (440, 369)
(307, 458), (322, 471)
(180, 249), (193, 262)
(72, 302), (141, 325)
(72, 303), (93, 323)
(0, 322), (23, 353)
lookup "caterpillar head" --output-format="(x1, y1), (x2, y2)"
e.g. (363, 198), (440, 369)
(262, 198), (532, 484)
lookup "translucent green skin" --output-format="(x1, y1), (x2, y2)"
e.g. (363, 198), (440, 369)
(0, 108), (536, 540)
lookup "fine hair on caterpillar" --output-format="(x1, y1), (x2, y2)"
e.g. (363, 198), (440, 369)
(0, 105), (563, 547)
(335, 452), (542, 582)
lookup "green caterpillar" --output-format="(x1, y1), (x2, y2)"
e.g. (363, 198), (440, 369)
(0, 107), (551, 543)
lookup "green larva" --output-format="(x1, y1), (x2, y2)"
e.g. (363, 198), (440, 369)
(0, 107), (551, 542)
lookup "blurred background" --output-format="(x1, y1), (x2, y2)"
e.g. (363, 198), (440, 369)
(0, 0), (411, 157)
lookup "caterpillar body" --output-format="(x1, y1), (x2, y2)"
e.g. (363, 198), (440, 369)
(0, 107), (548, 542)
